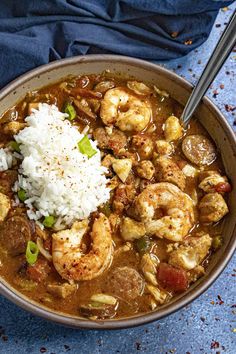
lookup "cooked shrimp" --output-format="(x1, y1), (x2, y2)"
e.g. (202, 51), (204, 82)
(52, 213), (113, 281)
(100, 88), (151, 132)
(134, 182), (195, 242)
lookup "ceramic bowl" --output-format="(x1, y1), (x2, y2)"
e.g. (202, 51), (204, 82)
(0, 55), (235, 329)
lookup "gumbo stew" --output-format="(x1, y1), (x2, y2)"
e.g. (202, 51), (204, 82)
(0, 73), (231, 320)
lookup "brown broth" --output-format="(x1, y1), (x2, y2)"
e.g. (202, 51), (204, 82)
(0, 74), (228, 320)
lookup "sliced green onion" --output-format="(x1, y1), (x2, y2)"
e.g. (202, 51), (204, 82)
(43, 215), (55, 228)
(100, 202), (111, 217)
(17, 189), (27, 202)
(212, 235), (223, 250)
(64, 102), (76, 120)
(26, 241), (39, 265)
(78, 135), (97, 159)
(134, 236), (151, 254)
(9, 141), (20, 152)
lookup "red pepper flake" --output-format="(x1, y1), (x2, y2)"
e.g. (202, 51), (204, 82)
(184, 39), (192, 46)
(211, 341), (220, 349)
(210, 300), (215, 305)
(171, 31), (179, 38)
(231, 304), (236, 308)
(217, 295), (224, 305)
(220, 84), (224, 89)
(225, 104), (236, 112)
(40, 348), (47, 353)
(1, 335), (8, 342)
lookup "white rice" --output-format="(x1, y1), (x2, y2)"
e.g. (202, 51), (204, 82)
(0, 148), (13, 171)
(13, 103), (110, 227)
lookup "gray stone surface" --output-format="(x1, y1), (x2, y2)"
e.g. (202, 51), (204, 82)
(0, 4), (235, 354)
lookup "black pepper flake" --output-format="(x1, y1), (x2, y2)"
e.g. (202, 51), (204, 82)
(225, 104), (236, 112)
(177, 65), (182, 69)
(215, 24), (221, 28)
(64, 344), (71, 351)
(211, 341), (219, 349)
(200, 316), (205, 322)
(213, 90), (219, 98)
(171, 31), (179, 38)
(184, 39), (192, 46)
(197, 60), (202, 64)
(136, 342), (141, 350)
(40, 348), (47, 353)
(217, 294), (224, 305)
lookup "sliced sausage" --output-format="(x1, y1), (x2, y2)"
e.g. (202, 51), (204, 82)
(79, 303), (116, 319)
(0, 170), (18, 195)
(0, 216), (31, 256)
(182, 134), (216, 166)
(107, 266), (144, 300)
(26, 258), (51, 283)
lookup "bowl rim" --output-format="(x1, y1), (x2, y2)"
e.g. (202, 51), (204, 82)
(0, 54), (235, 330)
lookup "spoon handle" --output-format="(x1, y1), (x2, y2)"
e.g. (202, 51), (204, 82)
(181, 10), (236, 127)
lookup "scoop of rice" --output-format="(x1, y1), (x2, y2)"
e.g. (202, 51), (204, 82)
(0, 148), (13, 171)
(14, 103), (110, 227)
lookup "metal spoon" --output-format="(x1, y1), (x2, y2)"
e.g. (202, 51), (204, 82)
(181, 10), (236, 127)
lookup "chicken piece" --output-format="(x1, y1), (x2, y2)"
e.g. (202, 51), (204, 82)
(47, 282), (77, 299)
(112, 158), (132, 183)
(3, 121), (26, 135)
(141, 253), (159, 286)
(168, 234), (212, 270)
(120, 217), (146, 241)
(154, 156), (186, 190)
(108, 213), (121, 234)
(146, 284), (169, 305)
(113, 183), (137, 214)
(182, 164), (199, 178)
(131, 134), (154, 160)
(199, 173), (229, 193)
(155, 140), (173, 155)
(28, 102), (40, 115)
(164, 116), (183, 142)
(0, 192), (11, 222)
(93, 127), (127, 154)
(198, 193), (229, 223)
(188, 265), (205, 283)
(135, 160), (155, 180)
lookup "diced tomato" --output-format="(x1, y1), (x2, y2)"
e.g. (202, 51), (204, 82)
(26, 258), (51, 283)
(157, 263), (188, 292)
(215, 182), (232, 193)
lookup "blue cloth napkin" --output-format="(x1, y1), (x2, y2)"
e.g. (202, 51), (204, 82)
(0, 0), (234, 88)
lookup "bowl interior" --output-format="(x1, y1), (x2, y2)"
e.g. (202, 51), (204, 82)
(0, 55), (235, 329)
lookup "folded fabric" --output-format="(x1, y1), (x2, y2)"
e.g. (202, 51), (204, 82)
(0, 0), (234, 88)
